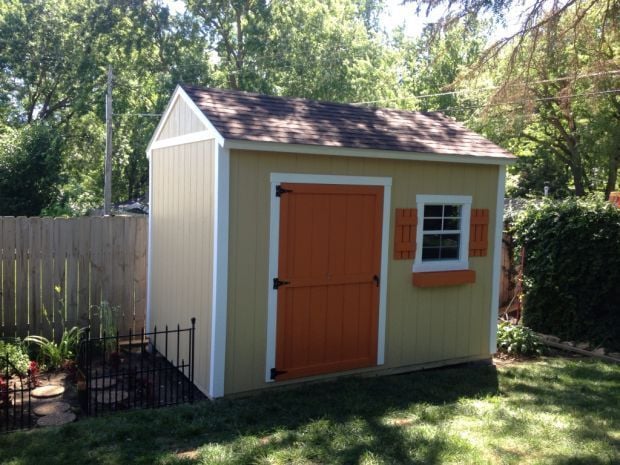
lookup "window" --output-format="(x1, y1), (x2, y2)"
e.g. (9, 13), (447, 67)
(413, 195), (471, 272)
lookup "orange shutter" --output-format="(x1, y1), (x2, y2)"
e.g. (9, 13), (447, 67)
(469, 208), (489, 256)
(394, 208), (417, 259)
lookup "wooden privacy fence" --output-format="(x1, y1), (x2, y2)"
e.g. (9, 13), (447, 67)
(499, 232), (521, 316)
(0, 216), (147, 340)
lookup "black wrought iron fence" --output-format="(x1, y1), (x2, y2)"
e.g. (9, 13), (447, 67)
(0, 355), (33, 433)
(77, 318), (197, 416)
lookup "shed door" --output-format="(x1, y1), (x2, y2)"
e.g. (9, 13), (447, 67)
(274, 183), (383, 381)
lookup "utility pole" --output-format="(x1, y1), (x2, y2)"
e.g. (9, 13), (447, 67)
(104, 65), (113, 215)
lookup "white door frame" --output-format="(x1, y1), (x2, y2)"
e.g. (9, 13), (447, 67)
(265, 173), (392, 382)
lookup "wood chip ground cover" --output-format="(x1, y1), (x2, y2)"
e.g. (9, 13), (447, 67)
(0, 357), (618, 465)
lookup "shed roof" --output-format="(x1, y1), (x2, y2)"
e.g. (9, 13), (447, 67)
(181, 85), (515, 160)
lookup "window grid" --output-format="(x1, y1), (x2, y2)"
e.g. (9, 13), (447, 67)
(421, 204), (462, 261)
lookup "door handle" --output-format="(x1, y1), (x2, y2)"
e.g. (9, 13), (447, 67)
(373, 275), (380, 287)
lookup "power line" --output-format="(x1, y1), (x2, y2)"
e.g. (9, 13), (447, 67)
(352, 70), (620, 105)
(435, 89), (620, 113)
(110, 87), (619, 119)
(110, 68), (620, 115)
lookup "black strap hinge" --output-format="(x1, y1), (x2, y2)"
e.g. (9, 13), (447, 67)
(270, 368), (287, 380)
(273, 277), (290, 290)
(276, 185), (293, 197)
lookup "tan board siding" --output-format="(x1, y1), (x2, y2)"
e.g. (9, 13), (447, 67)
(158, 98), (206, 140)
(150, 140), (216, 394)
(225, 149), (498, 395)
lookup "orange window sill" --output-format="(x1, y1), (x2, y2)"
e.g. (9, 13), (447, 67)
(412, 269), (476, 288)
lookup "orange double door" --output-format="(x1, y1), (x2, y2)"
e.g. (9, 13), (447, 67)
(274, 183), (384, 381)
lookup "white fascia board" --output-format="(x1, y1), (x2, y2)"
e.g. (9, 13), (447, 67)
(150, 131), (214, 151)
(489, 165), (506, 354)
(225, 140), (516, 166)
(146, 85), (225, 158)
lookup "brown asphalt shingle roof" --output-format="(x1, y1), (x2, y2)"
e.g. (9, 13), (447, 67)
(181, 85), (515, 160)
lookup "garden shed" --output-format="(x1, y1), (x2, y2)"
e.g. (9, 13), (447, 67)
(146, 85), (515, 398)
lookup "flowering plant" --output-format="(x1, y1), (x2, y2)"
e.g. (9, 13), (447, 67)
(28, 360), (40, 387)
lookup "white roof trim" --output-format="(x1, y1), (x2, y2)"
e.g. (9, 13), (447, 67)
(150, 131), (214, 152)
(224, 140), (516, 166)
(146, 86), (225, 158)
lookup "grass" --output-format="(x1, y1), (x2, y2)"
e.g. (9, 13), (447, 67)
(1, 357), (618, 465)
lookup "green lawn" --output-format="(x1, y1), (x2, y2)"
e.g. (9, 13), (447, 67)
(1, 357), (618, 465)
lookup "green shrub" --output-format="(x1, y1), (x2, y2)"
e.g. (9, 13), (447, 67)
(0, 339), (30, 375)
(511, 197), (620, 350)
(25, 326), (84, 369)
(497, 322), (544, 356)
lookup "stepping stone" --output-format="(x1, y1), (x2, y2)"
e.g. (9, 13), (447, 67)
(93, 390), (129, 404)
(37, 411), (76, 427)
(32, 385), (65, 399)
(33, 401), (71, 416)
(91, 377), (117, 390)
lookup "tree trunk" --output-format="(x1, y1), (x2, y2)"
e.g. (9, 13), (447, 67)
(570, 159), (586, 196)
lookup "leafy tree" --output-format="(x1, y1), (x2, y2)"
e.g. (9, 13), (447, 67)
(405, 0), (618, 78)
(184, 0), (401, 102)
(480, 3), (619, 197)
(0, 0), (205, 212)
(0, 124), (64, 216)
(393, 20), (488, 116)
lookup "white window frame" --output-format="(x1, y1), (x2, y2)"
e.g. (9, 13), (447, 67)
(413, 194), (472, 273)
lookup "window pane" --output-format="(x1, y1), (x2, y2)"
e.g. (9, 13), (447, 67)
(441, 234), (460, 248)
(424, 205), (443, 217)
(422, 247), (441, 260)
(443, 218), (460, 230)
(423, 234), (441, 247)
(423, 218), (442, 230)
(419, 201), (465, 263)
(440, 247), (459, 259)
(444, 205), (461, 217)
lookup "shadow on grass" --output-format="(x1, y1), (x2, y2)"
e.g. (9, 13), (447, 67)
(4, 359), (618, 465)
(0, 362), (500, 465)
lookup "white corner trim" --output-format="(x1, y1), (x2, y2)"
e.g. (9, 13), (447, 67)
(412, 194), (472, 273)
(146, 85), (225, 158)
(150, 131), (214, 152)
(146, 154), (153, 333)
(209, 144), (230, 398)
(377, 184), (391, 365)
(226, 140), (516, 166)
(265, 173), (392, 382)
(489, 165), (506, 354)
